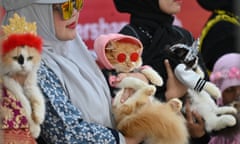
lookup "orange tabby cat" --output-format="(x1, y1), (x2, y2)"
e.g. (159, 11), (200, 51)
(94, 34), (188, 143)
(94, 33), (163, 87)
(113, 77), (189, 144)
(105, 40), (142, 73)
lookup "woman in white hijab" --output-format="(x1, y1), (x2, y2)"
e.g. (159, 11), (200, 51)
(0, 0), (146, 143)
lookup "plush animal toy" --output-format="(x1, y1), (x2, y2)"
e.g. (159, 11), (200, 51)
(94, 33), (163, 92)
(0, 13), (45, 143)
(112, 76), (189, 144)
(165, 41), (237, 132)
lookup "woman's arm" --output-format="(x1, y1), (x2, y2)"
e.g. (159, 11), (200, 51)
(37, 63), (120, 144)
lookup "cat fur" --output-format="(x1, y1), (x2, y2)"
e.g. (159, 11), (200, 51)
(0, 44), (45, 138)
(167, 41), (237, 132)
(165, 41), (221, 99)
(106, 40), (163, 87)
(112, 77), (189, 144)
(187, 89), (237, 132)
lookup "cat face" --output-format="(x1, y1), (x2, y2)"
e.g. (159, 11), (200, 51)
(167, 43), (199, 69)
(0, 45), (41, 76)
(105, 41), (142, 72)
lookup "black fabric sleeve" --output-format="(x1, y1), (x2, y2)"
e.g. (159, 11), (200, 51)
(190, 133), (211, 144)
(107, 128), (120, 144)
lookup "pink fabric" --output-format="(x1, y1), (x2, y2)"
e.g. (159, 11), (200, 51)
(210, 53), (240, 92)
(94, 33), (143, 70)
(209, 53), (240, 144)
(209, 133), (240, 144)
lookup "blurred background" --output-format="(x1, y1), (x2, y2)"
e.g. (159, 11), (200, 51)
(77, 0), (210, 49)
(0, 1), (210, 49)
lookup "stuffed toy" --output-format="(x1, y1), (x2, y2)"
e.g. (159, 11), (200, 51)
(112, 76), (189, 144)
(94, 33), (163, 94)
(0, 13), (45, 144)
(165, 41), (237, 132)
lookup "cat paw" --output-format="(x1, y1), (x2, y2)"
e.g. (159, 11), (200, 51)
(229, 107), (238, 114)
(227, 116), (237, 126)
(29, 122), (41, 138)
(32, 102), (45, 124)
(204, 82), (221, 99)
(222, 115), (237, 128)
(150, 77), (163, 87)
(144, 85), (156, 96)
(168, 98), (182, 112)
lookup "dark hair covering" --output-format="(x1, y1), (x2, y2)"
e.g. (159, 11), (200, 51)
(197, 0), (240, 71)
(197, 0), (240, 15)
(113, 0), (173, 26)
(113, 0), (209, 101)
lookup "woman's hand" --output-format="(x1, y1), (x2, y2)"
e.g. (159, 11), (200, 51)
(185, 98), (206, 138)
(164, 59), (188, 101)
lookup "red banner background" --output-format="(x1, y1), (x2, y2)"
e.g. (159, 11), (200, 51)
(0, 1), (210, 49)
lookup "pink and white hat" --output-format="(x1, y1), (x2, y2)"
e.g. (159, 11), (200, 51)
(210, 53), (240, 92)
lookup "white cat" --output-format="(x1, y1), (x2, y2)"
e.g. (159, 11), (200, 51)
(0, 34), (45, 138)
(187, 89), (237, 132)
(167, 41), (237, 132)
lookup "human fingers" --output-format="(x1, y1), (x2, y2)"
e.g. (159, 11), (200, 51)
(164, 59), (174, 78)
(185, 99), (194, 123)
(192, 111), (204, 125)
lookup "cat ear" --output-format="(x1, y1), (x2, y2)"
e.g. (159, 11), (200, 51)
(168, 98), (182, 112)
(106, 41), (115, 50)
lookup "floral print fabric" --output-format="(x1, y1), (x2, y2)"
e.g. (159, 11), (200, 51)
(37, 62), (117, 144)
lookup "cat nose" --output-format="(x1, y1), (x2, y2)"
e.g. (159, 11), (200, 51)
(18, 55), (24, 65)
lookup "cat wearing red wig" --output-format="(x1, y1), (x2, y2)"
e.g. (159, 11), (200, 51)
(0, 14), (45, 143)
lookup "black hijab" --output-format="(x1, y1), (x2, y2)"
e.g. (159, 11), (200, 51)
(197, 0), (240, 71)
(197, 0), (238, 15)
(113, 0), (173, 27)
(113, 0), (193, 62)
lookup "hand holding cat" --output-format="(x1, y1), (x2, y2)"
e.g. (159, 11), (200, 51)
(164, 59), (188, 101)
(185, 98), (206, 138)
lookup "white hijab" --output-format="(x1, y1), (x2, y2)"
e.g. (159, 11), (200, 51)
(1, 1), (113, 127)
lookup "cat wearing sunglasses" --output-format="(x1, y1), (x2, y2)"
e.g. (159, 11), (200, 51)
(94, 33), (163, 89)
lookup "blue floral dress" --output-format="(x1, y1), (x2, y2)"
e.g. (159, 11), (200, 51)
(37, 62), (118, 144)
